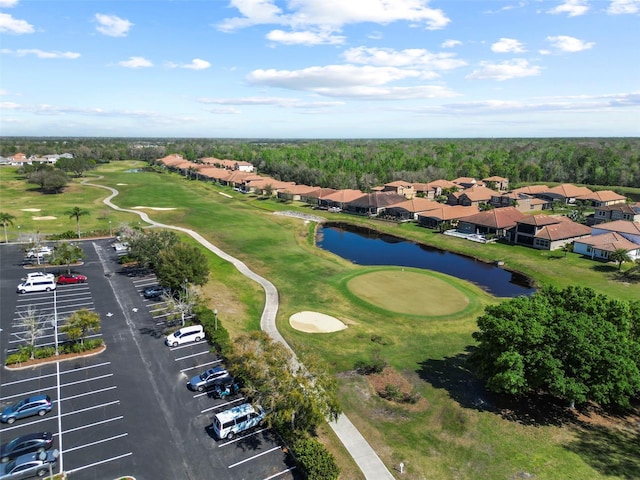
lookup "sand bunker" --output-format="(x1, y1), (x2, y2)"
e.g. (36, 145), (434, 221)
(21, 208), (41, 212)
(33, 216), (57, 220)
(290, 311), (348, 333)
(132, 206), (177, 210)
(116, 183), (128, 186)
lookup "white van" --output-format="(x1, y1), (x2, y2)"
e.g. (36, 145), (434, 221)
(164, 325), (204, 347)
(212, 403), (265, 440)
(17, 278), (57, 294)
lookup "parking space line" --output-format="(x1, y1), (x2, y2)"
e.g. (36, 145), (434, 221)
(201, 397), (245, 414)
(61, 400), (119, 417)
(263, 466), (297, 480)
(61, 386), (117, 401)
(59, 361), (111, 374)
(217, 428), (269, 447)
(6, 333), (103, 352)
(60, 415), (124, 434)
(174, 351), (210, 361)
(64, 433), (128, 453)
(1, 386), (57, 401)
(180, 360), (222, 372)
(65, 452), (133, 475)
(61, 373), (113, 388)
(228, 446), (281, 468)
(0, 415), (51, 432)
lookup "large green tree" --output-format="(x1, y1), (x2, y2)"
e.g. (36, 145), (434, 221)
(27, 168), (69, 193)
(61, 308), (100, 346)
(56, 157), (97, 177)
(155, 242), (209, 291)
(0, 212), (16, 243)
(470, 286), (640, 408)
(127, 230), (179, 271)
(51, 242), (85, 274)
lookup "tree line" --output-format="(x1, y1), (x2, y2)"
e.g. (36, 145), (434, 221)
(2, 137), (639, 190)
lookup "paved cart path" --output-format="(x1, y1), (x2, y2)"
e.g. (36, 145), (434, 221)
(86, 179), (395, 480)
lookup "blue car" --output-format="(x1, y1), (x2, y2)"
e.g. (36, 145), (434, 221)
(0, 395), (52, 424)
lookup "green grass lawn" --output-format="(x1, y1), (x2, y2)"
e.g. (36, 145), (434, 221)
(2, 163), (638, 479)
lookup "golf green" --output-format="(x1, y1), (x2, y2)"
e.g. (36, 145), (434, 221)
(346, 270), (470, 316)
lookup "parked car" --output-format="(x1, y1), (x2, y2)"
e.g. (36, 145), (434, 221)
(0, 395), (52, 424)
(1, 433), (53, 463)
(25, 247), (52, 259)
(16, 278), (56, 294)
(22, 272), (55, 282)
(0, 449), (59, 479)
(56, 273), (87, 285)
(165, 325), (204, 347)
(188, 367), (230, 392)
(143, 285), (170, 299)
(211, 403), (265, 440)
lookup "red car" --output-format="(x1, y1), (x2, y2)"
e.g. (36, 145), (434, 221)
(56, 274), (87, 285)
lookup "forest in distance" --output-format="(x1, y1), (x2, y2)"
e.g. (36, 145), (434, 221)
(1, 136), (639, 191)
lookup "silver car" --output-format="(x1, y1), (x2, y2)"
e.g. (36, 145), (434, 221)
(187, 367), (230, 392)
(0, 449), (58, 479)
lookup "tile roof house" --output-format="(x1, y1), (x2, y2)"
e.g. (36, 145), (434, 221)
(448, 185), (499, 207)
(381, 181), (415, 199)
(318, 189), (364, 210)
(591, 220), (640, 245)
(511, 185), (549, 196)
(482, 176), (509, 191)
(301, 188), (337, 206)
(345, 192), (408, 216)
(452, 177), (482, 189)
(244, 177), (296, 195)
(417, 205), (480, 229)
(457, 207), (526, 239)
(581, 190), (628, 207)
(536, 184), (594, 205)
(277, 184), (323, 202)
(384, 198), (442, 221)
(490, 191), (548, 212)
(573, 232), (640, 261)
(200, 157), (255, 172)
(513, 215), (592, 250)
(591, 202), (640, 225)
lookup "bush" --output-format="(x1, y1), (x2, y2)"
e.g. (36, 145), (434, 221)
(354, 350), (387, 375)
(5, 351), (30, 365)
(34, 347), (56, 359)
(51, 230), (77, 240)
(291, 437), (340, 480)
(195, 305), (232, 357)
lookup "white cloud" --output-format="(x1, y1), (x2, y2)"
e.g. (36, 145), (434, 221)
(607, 0), (640, 14)
(266, 29), (345, 45)
(0, 0), (19, 7)
(544, 35), (595, 53)
(547, 0), (590, 17)
(218, 0), (450, 33)
(466, 59), (542, 81)
(95, 13), (134, 37)
(491, 38), (526, 53)
(441, 39), (462, 48)
(182, 58), (211, 70)
(1, 48), (80, 59)
(343, 47), (466, 72)
(0, 12), (34, 34)
(118, 56), (153, 68)
(199, 96), (345, 109)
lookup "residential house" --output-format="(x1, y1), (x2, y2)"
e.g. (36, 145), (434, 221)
(384, 198), (442, 221)
(536, 183), (593, 205)
(381, 181), (415, 199)
(244, 177), (295, 196)
(344, 192), (407, 216)
(451, 177), (482, 189)
(581, 190), (627, 207)
(300, 188), (337, 207)
(277, 184), (322, 202)
(591, 220), (640, 245)
(512, 185), (549, 196)
(318, 189), (364, 211)
(457, 207), (525, 239)
(448, 185), (498, 207)
(417, 205), (479, 229)
(201, 157), (255, 172)
(482, 176), (509, 191)
(513, 215), (592, 250)
(591, 202), (640, 225)
(573, 232), (640, 261)
(490, 191), (548, 212)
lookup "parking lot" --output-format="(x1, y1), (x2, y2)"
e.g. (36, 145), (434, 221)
(0, 239), (300, 480)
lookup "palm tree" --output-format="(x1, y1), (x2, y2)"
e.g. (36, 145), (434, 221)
(0, 212), (16, 243)
(610, 248), (631, 271)
(66, 206), (90, 239)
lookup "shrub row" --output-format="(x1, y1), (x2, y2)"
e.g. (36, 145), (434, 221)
(5, 339), (104, 365)
(291, 436), (340, 480)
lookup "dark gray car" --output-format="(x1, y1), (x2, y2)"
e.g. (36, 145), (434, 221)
(187, 367), (230, 392)
(0, 449), (58, 479)
(1, 432), (53, 463)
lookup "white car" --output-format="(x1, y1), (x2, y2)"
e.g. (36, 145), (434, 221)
(23, 272), (55, 281)
(26, 246), (52, 259)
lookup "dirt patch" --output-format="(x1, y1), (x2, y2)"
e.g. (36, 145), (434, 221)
(368, 367), (428, 412)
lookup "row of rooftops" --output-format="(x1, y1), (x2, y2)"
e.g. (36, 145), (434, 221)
(0, 152), (74, 165)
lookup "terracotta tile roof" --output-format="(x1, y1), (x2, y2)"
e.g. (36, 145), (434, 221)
(197, 167), (231, 180)
(544, 183), (593, 198)
(427, 179), (458, 189)
(483, 176), (508, 182)
(452, 177), (479, 185)
(517, 214), (564, 227)
(384, 180), (413, 188)
(534, 217), (592, 241)
(459, 185), (499, 201)
(279, 184), (321, 195)
(593, 220), (640, 235)
(158, 154), (186, 166)
(322, 189), (364, 203)
(387, 198), (442, 213)
(578, 232), (639, 252)
(583, 190), (627, 202)
(418, 205), (479, 221)
(512, 185), (549, 195)
(227, 171), (261, 183)
(246, 178), (296, 190)
(306, 188), (337, 199)
(597, 203), (640, 214)
(458, 206), (525, 229)
(348, 192), (407, 208)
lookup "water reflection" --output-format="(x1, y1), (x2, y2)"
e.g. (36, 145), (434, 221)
(317, 223), (535, 298)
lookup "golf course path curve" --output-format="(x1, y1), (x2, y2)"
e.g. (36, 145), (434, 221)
(85, 178), (395, 480)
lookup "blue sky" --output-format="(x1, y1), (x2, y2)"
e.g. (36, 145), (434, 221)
(1, 0), (638, 138)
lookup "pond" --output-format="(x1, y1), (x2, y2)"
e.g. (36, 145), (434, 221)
(316, 223), (536, 298)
